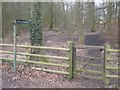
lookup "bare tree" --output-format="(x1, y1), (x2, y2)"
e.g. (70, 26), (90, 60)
(88, 1), (96, 32)
(75, 2), (84, 45)
(0, 1), (2, 38)
(106, 2), (113, 31)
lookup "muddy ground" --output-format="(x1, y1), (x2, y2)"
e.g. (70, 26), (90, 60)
(1, 30), (118, 88)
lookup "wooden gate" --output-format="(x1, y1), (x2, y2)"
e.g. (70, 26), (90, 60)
(74, 45), (104, 80)
(74, 44), (120, 88)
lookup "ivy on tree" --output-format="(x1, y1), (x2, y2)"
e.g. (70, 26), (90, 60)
(30, 2), (42, 54)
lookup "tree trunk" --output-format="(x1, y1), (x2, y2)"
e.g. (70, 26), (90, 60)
(62, 2), (67, 29)
(106, 2), (113, 31)
(16, 2), (21, 36)
(115, 2), (118, 23)
(118, 2), (120, 88)
(30, 2), (48, 62)
(91, 2), (96, 32)
(75, 2), (84, 45)
(49, 2), (54, 30)
(118, 2), (120, 47)
(0, 1), (2, 38)
(29, 2), (42, 60)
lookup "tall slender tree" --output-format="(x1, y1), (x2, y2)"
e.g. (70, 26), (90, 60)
(49, 2), (54, 30)
(91, 2), (96, 32)
(88, 1), (96, 32)
(118, 2), (120, 49)
(0, 1), (2, 38)
(106, 2), (113, 31)
(75, 2), (84, 45)
(114, 2), (118, 23)
(62, 2), (67, 29)
(118, 3), (120, 87)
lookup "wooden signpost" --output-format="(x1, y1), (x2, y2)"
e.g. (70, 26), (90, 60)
(13, 20), (31, 73)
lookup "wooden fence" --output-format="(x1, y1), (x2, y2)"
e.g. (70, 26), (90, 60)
(0, 42), (119, 87)
(0, 41), (75, 79)
(74, 44), (119, 87)
(104, 44), (120, 87)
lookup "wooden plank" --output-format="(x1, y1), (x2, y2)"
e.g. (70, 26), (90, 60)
(76, 69), (103, 75)
(0, 44), (13, 47)
(0, 51), (13, 54)
(0, 57), (69, 67)
(67, 41), (74, 79)
(18, 52), (69, 60)
(78, 73), (102, 80)
(0, 50), (69, 60)
(106, 75), (120, 78)
(26, 48), (29, 63)
(73, 47), (76, 77)
(74, 45), (104, 49)
(17, 45), (69, 51)
(0, 44), (69, 51)
(31, 67), (69, 75)
(106, 49), (120, 53)
(27, 60), (69, 67)
(0, 57), (14, 61)
(0, 57), (28, 65)
(76, 61), (103, 67)
(13, 24), (17, 73)
(103, 45), (106, 85)
(107, 58), (119, 61)
(106, 66), (120, 70)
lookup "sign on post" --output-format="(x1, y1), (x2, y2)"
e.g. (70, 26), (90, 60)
(13, 19), (31, 73)
(15, 20), (31, 24)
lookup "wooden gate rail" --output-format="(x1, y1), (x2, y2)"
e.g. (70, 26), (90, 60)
(0, 57), (69, 67)
(0, 50), (69, 60)
(74, 45), (104, 49)
(0, 44), (69, 51)
(76, 61), (103, 68)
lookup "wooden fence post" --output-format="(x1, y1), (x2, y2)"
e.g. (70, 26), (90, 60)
(73, 46), (76, 77)
(104, 44), (111, 87)
(13, 22), (17, 73)
(67, 41), (75, 79)
(26, 47), (29, 64)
